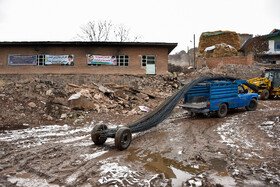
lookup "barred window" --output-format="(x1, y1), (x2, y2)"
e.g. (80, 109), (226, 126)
(37, 55), (45, 66)
(142, 55), (155, 67)
(114, 55), (129, 66)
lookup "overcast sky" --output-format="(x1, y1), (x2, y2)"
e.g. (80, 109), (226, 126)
(0, 0), (279, 53)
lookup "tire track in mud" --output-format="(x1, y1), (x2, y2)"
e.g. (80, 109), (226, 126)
(0, 121), (110, 186)
(1, 100), (280, 186)
(0, 120), (167, 186)
(215, 100), (280, 186)
(151, 102), (280, 186)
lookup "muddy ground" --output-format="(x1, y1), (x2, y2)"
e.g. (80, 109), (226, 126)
(1, 71), (280, 186)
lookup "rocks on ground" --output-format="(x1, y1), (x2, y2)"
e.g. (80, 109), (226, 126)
(0, 74), (182, 130)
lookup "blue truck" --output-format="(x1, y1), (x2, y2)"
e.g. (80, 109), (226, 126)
(181, 80), (258, 117)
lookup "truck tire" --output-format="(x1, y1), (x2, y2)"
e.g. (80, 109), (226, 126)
(260, 89), (269, 100)
(217, 103), (228, 118)
(245, 98), (258, 111)
(115, 127), (132, 151)
(91, 124), (108, 145)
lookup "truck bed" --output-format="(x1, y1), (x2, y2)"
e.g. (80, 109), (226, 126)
(180, 102), (207, 109)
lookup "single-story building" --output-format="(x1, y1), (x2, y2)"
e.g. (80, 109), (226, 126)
(0, 41), (177, 75)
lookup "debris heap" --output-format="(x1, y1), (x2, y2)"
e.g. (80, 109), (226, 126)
(0, 74), (181, 129)
(203, 43), (238, 58)
(198, 31), (241, 57)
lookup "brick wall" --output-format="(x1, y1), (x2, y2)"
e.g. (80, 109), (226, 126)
(0, 45), (169, 75)
(197, 54), (254, 69)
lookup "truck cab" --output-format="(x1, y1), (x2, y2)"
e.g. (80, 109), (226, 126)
(181, 80), (258, 117)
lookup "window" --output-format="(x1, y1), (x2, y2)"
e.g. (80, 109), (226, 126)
(275, 41), (280, 51)
(114, 55), (129, 66)
(37, 55), (45, 66)
(142, 55), (155, 67)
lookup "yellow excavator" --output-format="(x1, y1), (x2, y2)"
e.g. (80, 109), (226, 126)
(246, 69), (280, 100)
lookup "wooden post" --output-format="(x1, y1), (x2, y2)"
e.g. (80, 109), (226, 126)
(193, 34), (196, 70)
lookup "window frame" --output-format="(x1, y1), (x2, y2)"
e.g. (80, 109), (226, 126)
(37, 54), (45, 66)
(113, 55), (129, 67)
(141, 55), (156, 67)
(275, 40), (280, 52)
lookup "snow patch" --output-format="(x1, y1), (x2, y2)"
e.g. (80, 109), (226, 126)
(216, 115), (262, 158)
(80, 150), (108, 161)
(8, 175), (59, 187)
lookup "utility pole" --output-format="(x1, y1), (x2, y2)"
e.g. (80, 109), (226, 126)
(187, 46), (190, 66)
(193, 34), (196, 71)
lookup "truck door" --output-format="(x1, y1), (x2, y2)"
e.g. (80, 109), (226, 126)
(237, 85), (249, 107)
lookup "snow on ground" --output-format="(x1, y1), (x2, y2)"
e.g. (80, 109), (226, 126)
(80, 150), (108, 161)
(258, 117), (280, 145)
(216, 108), (280, 185)
(8, 171), (59, 187)
(98, 160), (144, 186)
(0, 120), (121, 149)
(216, 113), (262, 159)
(97, 159), (170, 186)
(216, 109), (280, 159)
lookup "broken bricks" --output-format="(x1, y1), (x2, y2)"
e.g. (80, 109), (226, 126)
(65, 82), (158, 115)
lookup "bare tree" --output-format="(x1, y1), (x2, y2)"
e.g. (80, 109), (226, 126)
(113, 24), (142, 42)
(77, 20), (142, 42)
(77, 20), (113, 41)
(113, 24), (130, 42)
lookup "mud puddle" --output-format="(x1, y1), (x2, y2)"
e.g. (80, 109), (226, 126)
(126, 148), (207, 186)
(210, 158), (228, 176)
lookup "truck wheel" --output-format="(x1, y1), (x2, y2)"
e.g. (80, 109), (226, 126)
(245, 98), (258, 111)
(91, 124), (108, 145)
(260, 89), (269, 100)
(217, 103), (228, 118)
(115, 127), (132, 151)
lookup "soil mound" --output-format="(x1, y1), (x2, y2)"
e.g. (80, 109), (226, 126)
(203, 43), (238, 58)
(198, 31), (241, 55)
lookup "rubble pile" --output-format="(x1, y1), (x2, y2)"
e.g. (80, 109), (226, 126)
(0, 75), (182, 130)
(203, 43), (238, 58)
(215, 64), (263, 79)
(184, 64), (263, 82)
(198, 30), (241, 57)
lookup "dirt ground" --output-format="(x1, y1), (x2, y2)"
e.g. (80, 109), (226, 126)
(1, 70), (280, 187)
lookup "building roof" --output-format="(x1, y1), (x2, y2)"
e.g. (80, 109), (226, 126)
(0, 41), (178, 54)
(269, 29), (280, 34)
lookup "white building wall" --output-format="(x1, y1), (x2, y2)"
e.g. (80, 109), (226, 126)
(268, 40), (274, 53)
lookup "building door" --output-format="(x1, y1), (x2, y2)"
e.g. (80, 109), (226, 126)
(142, 55), (156, 74)
(146, 64), (155, 74)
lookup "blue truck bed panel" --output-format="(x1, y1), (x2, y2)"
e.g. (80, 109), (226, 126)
(186, 81), (238, 102)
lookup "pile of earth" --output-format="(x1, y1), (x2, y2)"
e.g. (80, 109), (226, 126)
(198, 30), (241, 57)
(203, 43), (238, 58)
(180, 64), (264, 83)
(0, 74), (181, 130)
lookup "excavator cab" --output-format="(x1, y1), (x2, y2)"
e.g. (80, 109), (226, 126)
(265, 69), (280, 88)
